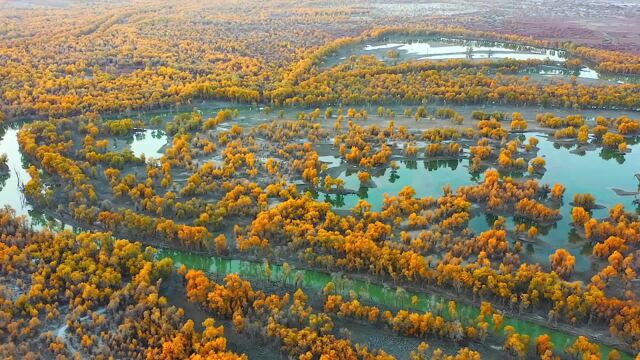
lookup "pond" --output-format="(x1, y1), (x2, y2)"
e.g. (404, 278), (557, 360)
(0, 123), (62, 228)
(316, 157), (476, 210)
(129, 129), (168, 160)
(322, 36), (638, 84)
(522, 65), (640, 85)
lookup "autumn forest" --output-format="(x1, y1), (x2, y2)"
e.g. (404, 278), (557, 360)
(0, 0), (640, 359)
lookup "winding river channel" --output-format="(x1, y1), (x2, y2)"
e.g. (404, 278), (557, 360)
(158, 249), (627, 358)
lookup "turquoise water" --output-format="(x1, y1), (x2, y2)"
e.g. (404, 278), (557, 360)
(316, 133), (639, 271)
(317, 157), (476, 209)
(0, 117), (637, 358)
(159, 249), (630, 359)
(471, 134), (639, 271)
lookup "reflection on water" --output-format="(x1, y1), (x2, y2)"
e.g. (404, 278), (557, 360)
(316, 133), (640, 271)
(129, 129), (167, 159)
(317, 158), (474, 210)
(579, 67), (600, 79)
(325, 36), (639, 84)
(522, 65), (638, 84)
(0, 124), (62, 229)
(363, 43), (405, 51)
(158, 248), (628, 359)
(364, 38), (566, 62)
(0, 124), (32, 216)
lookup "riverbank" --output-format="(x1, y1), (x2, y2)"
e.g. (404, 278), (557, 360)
(156, 248), (634, 358)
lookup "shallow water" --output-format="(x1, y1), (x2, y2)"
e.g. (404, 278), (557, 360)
(390, 41), (565, 62)
(0, 123), (73, 229)
(471, 133), (639, 271)
(344, 37), (567, 63)
(317, 157), (475, 209)
(323, 36), (638, 84)
(158, 249), (630, 359)
(523, 65), (639, 84)
(316, 133), (640, 272)
(129, 129), (167, 160)
(0, 124), (31, 217)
